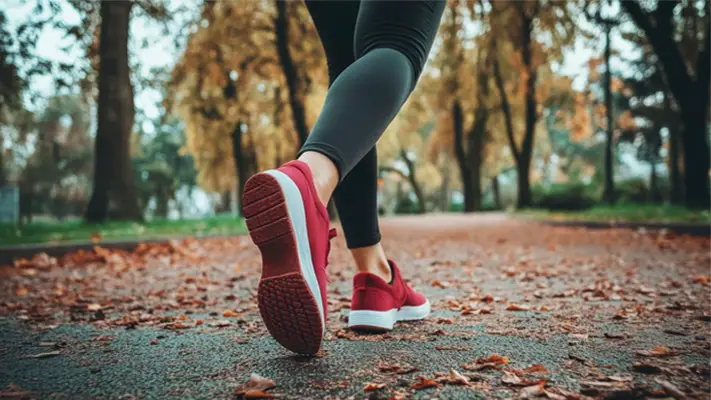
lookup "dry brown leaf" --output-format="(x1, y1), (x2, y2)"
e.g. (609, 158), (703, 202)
(502, 371), (523, 385)
(15, 288), (28, 297)
(636, 345), (676, 357)
(506, 304), (531, 311)
(411, 376), (438, 390)
(235, 373), (276, 399)
(461, 354), (509, 371)
(481, 295), (495, 303)
(692, 275), (709, 286)
(363, 382), (386, 391)
(377, 363), (418, 374)
(519, 380), (546, 399)
(431, 280), (450, 288)
(223, 310), (239, 317)
(523, 364), (549, 375)
(172, 323), (191, 329)
(443, 369), (470, 386)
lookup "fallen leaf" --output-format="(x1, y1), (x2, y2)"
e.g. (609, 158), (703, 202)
(607, 375), (633, 382)
(22, 351), (61, 359)
(411, 376), (438, 390)
(523, 364), (549, 375)
(435, 345), (471, 351)
(235, 373), (276, 399)
(519, 380), (546, 398)
(223, 310), (239, 317)
(431, 280), (450, 288)
(443, 369), (470, 386)
(655, 378), (686, 399)
(636, 345), (676, 357)
(87, 303), (102, 311)
(502, 371), (523, 385)
(506, 303), (530, 311)
(15, 288), (28, 297)
(195, 320), (203, 326)
(172, 323), (191, 329)
(177, 314), (189, 320)
(481, 295), (494, 303)
(363, 382), (386, 391)
(692, 275), (709, 286)
(377, 362), (418, 374)
(212, 320), (232, 327)
(461, 354), (509, 371)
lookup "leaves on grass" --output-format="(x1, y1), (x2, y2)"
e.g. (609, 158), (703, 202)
(234, 373), (276, 399)
(461, 354), (509, 371)
(363, 382), (386, 391)
(223, 310), (239, 317)
(15, 288), (28, 297)
(411, 376), (438, 390)
(692, 275), (709, 286)
(431, 280), (450, 288)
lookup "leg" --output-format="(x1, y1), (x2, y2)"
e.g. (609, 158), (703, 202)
(299, 0), (445, 280)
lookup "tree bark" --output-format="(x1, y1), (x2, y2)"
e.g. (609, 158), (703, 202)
(664, 93), (684, 204)
(452, 100), (475, 212)
(86, 2), (142, 222)
(602, 23), (615, 204)
(517, 6), (538, 209)
(622, 0), (710, 208)
(275, 0), (309, 146)
(491, 176), (502, 210)
(231, 122), (250, 217)
(399, 150), (426, 214)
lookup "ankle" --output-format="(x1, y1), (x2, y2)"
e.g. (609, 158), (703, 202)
(297, 151), (339, 206)
(351, 244), (392, 283)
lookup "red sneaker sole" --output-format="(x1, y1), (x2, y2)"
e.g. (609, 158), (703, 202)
(242, 172), (323, 355)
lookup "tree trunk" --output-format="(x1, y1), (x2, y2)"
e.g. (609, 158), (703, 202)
(439, 160), (450, 211)
(86, 1), (142, 222)
(491, 176), (502, 210)
(665, 94), (684, 204)
(602, 23), (615, 204)
(681, 106), (711, 208)
(400, 150), (426, 214)
(231, 122), (250, 217)
(275, 0), (309, 146)
(452, 100), (475, 212)
(622, 0), (710, 209)
(649, 159), (660, 203)
(517, 7), (537, 209)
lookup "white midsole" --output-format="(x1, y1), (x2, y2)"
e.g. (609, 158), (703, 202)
(348, 301), (430, 330)
(264, 170), (325, 332)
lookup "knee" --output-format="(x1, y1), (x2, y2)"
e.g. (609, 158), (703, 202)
(353, 33), (426, 85)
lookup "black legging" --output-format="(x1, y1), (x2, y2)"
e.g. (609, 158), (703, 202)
(299, 0), (445, 249)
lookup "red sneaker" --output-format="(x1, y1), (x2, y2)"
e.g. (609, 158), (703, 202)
(242, 161), (334, 354)
(348, 260), (430, 331)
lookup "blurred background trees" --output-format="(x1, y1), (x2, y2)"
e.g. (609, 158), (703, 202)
(1, 0), (708, 226)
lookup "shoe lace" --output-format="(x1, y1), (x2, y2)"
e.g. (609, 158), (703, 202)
(325, 228), (337, 283)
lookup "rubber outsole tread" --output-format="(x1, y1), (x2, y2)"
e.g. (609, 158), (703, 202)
(242, 172), (324, 355)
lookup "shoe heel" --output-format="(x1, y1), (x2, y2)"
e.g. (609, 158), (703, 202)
(258, 274), (323, 354)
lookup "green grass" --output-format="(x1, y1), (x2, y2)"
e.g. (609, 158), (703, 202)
(519, 204), (711, 224)
(0, 214), (247, 246)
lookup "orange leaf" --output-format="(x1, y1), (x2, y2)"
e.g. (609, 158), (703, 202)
(523, 364), (549, 375)
(15, 287), (28, 297)
(411, 376), (438, 390)
(506, 303), (530, 311)
(363, 382), (386, 391)
(223, 310), (239, 317)
(177, 314), (189, 320)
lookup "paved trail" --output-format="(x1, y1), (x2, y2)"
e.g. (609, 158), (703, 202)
(1, 214), (709, 399)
